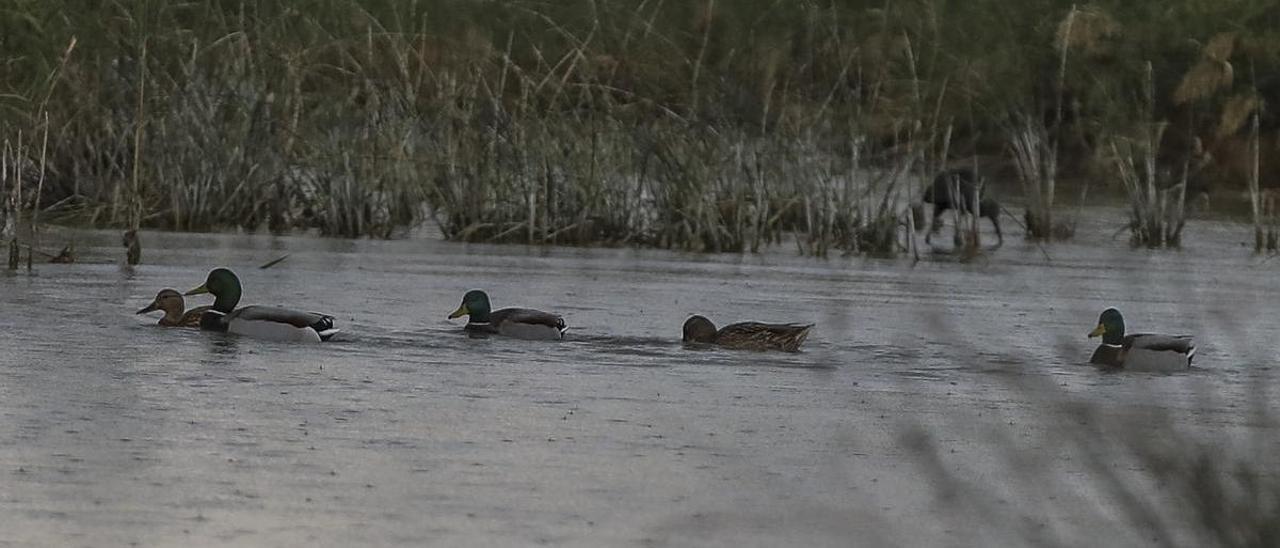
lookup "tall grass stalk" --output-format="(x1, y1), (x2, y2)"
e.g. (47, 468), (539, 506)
(128, 39), (146, 245)
(1247, 112), (1270, 253)
(4, 135), (22, 270)
(30, 118), (49, 271)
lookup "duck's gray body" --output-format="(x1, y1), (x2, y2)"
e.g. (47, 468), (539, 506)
(1090, 334), (1195, 371)
(465, 308), (567, 340)
(201, 306), (339, 343)
(188, 268), (340, 343)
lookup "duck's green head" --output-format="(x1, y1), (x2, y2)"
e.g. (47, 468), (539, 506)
(682, 315), (718, 343)
(185, 268), (242, 312)
(449, 290), (492, 322)
(1088, 307), (1125, 345)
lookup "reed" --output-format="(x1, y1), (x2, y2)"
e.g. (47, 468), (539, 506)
(1008, 115), (1067, 240)
(1246, 112), (1279, 253)
(1111, 63), (1187, 248)
(998, 7), (1072, 243)
(3, 134), (24, 270)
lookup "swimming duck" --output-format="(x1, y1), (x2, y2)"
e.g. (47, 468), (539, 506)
(448, 290), (566, 340)
(682, 315), (814, 352)
(184, 268), (339, 342)
(1088, 308), (1195, 370)
(136, 288), (209, 327)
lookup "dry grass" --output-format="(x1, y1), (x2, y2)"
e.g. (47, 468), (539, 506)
(1055, 6), (1119, 57)
(1218, 93), (1263, 139)
(1174, 32), (1239, 105)
(0, 1), (938, 254)
(1111, 131), (1188, 248)
(1, 1), (1277, 253)
(1204, 32), (1239, 63)
(1245, 113), (1278, 253)
(1111, 64), (1187, 248)
(1008, 117), (1068, 241)
(1175, 60), (1234, 105)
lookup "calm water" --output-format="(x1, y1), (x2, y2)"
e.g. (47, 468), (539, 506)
(1, 213), (1277, 547)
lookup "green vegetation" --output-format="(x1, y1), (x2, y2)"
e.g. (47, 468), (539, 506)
(2, 1), (1278, 252)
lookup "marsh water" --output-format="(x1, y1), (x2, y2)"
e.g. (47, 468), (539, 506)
(2, 211), (1278, 547)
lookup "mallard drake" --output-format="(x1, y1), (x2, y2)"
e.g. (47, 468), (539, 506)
(1088, 308), (1195, 370)
(682, 315), (813, 352)
(136, 288), (209, 327)
(184, 268), (339, 342)
(448, 290), (566, 340)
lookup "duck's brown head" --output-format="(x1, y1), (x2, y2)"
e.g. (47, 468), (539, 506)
(137, 289), (187, 324)
(682, 315), (718, 343)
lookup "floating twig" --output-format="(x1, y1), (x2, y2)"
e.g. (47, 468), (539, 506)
(258, 254), (290, 270)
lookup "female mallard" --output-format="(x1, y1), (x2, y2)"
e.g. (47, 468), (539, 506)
(1088, 308), (1195, 370)
(448, 290), (566, 340)
(682, 315), (813, 352)
(184, 268), (339, 343)
(136, 288), (209, 327)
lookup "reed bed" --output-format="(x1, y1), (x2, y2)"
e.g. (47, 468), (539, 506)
(1, 2), (1277, 253)
(2, 129), (47, 270)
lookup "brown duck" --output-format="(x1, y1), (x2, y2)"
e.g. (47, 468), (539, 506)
(682, 315), (813, 352)
(136, 289), (209, 327)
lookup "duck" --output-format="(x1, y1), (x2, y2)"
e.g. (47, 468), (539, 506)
(682, 315), (814, 352)
(184, 268), (339, 342)
(448, 290), (566, 340)
(136, 288), (209, 327)
(1087, 307), (1195, 370)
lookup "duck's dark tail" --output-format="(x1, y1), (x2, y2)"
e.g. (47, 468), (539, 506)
(311, 315), (339, 341)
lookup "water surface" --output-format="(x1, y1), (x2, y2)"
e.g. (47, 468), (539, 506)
(2, 212), (1277, 547)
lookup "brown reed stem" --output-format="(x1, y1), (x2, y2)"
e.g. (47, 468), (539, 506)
(1250, 112), (1262, 252)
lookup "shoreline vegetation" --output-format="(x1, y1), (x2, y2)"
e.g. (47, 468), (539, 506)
(2, 1), (1279, 255)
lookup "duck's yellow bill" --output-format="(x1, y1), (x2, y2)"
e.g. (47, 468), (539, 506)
(448, 304), (469, 319)
(1088, 324), (1106, 338)
(184, 283), (209, 296)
